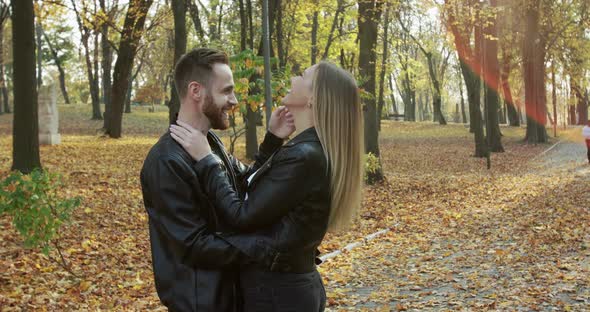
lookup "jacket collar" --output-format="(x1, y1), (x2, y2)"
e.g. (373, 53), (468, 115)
(284, 127), (320, 147)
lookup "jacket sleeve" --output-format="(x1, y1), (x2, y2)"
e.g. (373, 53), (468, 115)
(193, 149), (317, 231)
(230, 131), (284, 185)
(145, 155), (243, 269)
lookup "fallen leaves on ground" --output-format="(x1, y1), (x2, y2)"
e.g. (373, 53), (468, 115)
(0, 106), (588, 310)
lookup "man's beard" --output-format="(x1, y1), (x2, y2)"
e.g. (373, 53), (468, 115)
(203, 94), (230, 130)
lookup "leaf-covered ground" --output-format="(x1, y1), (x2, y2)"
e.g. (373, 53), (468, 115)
(0, 105), (588, 311)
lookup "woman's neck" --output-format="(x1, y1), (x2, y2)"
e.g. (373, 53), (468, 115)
(290, 106), (315, 135)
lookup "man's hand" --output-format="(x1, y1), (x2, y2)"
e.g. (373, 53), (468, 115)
(170, 120), (212, 161)
(268, 106), (296, 139)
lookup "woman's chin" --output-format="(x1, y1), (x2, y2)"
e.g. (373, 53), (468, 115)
(281, 98), (304, 109)
(281, 98), (294, 108)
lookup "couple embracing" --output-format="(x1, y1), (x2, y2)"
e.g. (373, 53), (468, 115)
(140, 47), (364, 311)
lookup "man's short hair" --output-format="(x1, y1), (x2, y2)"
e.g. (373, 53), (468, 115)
(174, 48), (229, 99)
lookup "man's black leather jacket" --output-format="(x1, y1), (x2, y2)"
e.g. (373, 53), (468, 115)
(140, 130), (282, 311)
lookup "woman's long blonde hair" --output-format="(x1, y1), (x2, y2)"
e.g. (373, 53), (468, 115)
(312, 61), (364, 232)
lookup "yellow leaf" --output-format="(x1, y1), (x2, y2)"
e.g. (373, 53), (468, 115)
(79, 281), (91, 292)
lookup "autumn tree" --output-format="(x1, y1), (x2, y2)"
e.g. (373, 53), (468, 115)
(11, 0), (41, 173)
(99, 0), (119, 130)
(106, 0), (153, 138)
(397, 7), (447, 125)
(70, 0), (101, 120)
(481, 0), (503, 152)
(444, 0), (488, 157)
(376, 2), (390, 130)
(358, 0), (384, 183)
(391, 15), (418, 122)
(167, 0), (186, 124)
(41, 5), (75, 104)
(0, 0), (10, 114)
(497, 0), (520, 127)
(523, 0), (547, 143)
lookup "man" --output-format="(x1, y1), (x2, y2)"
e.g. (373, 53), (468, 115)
(140, 48), (293, 311)
(584, 120), (590, 164)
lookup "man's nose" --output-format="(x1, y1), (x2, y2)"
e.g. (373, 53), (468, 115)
(229, 92), (238, 106)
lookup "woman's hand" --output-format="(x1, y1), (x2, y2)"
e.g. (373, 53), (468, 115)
(170, 120), (212, 161)
(268, 106), (296, 139)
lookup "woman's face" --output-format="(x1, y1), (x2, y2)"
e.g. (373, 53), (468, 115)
(282, 64), (317, 108)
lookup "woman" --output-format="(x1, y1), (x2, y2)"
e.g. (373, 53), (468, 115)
(170, 61), (364, 311)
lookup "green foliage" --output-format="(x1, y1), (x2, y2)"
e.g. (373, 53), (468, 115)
(230, 50), (290, 113)
(42, 24), (75, 66)
(364, 152), (381, 181)
(0, 169), (81, 255)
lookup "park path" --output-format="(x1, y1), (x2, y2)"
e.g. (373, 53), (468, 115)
(323, 130), (590, 311)
(538, 131), (589, 175)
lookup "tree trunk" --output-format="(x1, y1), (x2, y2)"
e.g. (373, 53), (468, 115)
(100, 0), (112, 128)
(81, 33), (101, 119)
(126, 58), (144, 114)
(426, 54), (446, 125)
(1, 70), (8, 113)
(417, 92), (423, 121)
(35, 12), (43, 89)
(398, 17), (442, 124)
(358, 0), (384, 184)
(447, 4), (487, 157)
(459, 72), (467, 123)
(377, 3), (389, 131)
(388, 74), (398, 115)
(576, 89), (588, 125)
(501, 54), (519, 126)
(276, 0), (285, 68)
(11, 0), (41, 173)
(107, 0), (153, 138)
(523, 1), (547, 143)
(168, 0), (187, 124)
(568, 78), (576, 124)
(238, 0), (248, 51)
(125, 78), (132, 114)
(256, 0), (277, 57)
(70, 0), (101, 119)
(551, 61), (557, 137)
(216, 1), (223, 41)
(246, 0), (254, 49)
(0, 19), (10, 114)
(572, 82), (588, 125)
(399, 56), (415, 121)
(237, 0), (256, 158)
(93, 30), (100, 106)
(424, 92), (430, 121)
(460, 60), (487, 158)
(0, 3), (8, 113)
(482, 0), (503, 152)
(500, 100), (507, 124)
(310, 9), (319, 65)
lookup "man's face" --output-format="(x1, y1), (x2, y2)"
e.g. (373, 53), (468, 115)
(202, 63), (238, 130)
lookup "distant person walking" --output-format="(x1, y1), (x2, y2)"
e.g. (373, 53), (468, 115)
(584, 121), (590, 164)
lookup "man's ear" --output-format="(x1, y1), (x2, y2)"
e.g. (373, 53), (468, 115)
(188, 81), (204, 103)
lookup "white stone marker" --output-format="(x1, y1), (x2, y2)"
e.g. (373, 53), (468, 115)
(38, 83), (61, 145)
